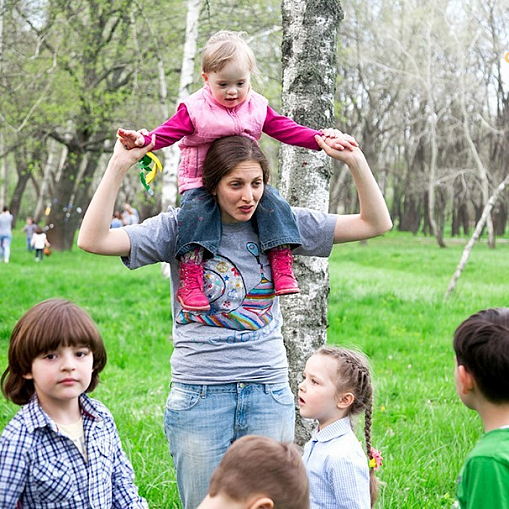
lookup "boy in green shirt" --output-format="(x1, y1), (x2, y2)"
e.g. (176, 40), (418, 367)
(453, 308), (509, 509)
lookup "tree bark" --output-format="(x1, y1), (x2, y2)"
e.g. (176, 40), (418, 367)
(445, 172), (509, 298)
(280, 0), (343, 446)
(161, 0), (201, 213)
(161, 0), (201, 280)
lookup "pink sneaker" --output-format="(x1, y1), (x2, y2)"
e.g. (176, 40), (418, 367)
(177, 261), (210, 311)
(267, 247), (301, 296)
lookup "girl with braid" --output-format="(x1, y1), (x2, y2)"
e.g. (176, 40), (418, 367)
(298, 346), (382, 509)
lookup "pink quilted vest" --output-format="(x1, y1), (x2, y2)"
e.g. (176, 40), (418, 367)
(178, 85), (268, 193)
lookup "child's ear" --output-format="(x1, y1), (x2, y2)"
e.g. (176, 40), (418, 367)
(202, 72), (209, 84)
(22, 373), (33, 380)
(249, 497), (274, 509)
(337, 392), (355, 409)
(457, 365), (475, 395)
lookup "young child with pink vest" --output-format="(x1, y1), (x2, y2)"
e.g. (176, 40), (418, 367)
(118, 30), (356, 311)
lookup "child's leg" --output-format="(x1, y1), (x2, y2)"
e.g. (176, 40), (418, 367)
(255, 185), (302, 295)
(177, 246), (210, 311)
(176, 188), (221, 311)
(176, 188), (222, 259)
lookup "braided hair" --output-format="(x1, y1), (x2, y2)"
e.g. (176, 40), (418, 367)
(315, 346), (379, 507)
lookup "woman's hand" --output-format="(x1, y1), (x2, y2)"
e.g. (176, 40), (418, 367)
(320, 128), (358, 152)
(116, 127), (146, 149)
(111, 134), (156, 173)
(313, 133), (392, 242)
(315, 134), (365, 166)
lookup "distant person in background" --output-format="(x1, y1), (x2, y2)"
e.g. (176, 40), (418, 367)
(122, 203), (139, 225)
(22, 217), (37, 252)
(453, 308), (509, 509)
(110, 211), (123, 228)
(0, 206), (13, 263)
(30, 226), (50, 262)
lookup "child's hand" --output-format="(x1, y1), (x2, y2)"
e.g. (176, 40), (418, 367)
(320, 128), (358, 151)
(117, 127), (146, 150)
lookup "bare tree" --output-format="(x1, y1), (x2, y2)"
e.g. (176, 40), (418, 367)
(445, 172), (509, 298)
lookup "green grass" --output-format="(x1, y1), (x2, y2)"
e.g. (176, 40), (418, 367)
(1, 230), (507, 508)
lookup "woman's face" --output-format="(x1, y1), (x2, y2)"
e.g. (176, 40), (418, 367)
(213, 160), (264, 224)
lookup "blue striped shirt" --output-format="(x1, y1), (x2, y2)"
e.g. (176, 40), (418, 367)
(0, 394), (148, 508)
(303, 417), (370, 509)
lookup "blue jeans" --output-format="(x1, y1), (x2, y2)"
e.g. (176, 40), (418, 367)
(0, 234), (12, 261)
(175, 185), (302, 258)
(164, 381), (295, 509)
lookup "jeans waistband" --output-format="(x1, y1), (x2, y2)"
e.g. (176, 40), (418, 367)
(171, 381), (289, 396)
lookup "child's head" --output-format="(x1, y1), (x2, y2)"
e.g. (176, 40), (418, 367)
(299, 346), (379, 506)
(453, 307), (509, 406)
(202, 30), (257, 75)
(34, 225), (43, 235)
(197, 435), (309, 509)
(201, 31), (256, 109)
(1, 299), (107, 405)
(26, 216), (33, 224)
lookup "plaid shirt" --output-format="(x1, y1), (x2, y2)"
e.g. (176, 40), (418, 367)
(0, 394), (148, 508)
(303, 417), (370, 509)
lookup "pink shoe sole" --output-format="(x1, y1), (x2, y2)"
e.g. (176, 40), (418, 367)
(177, 295), (210, 311)
(274, 287), (301, 296)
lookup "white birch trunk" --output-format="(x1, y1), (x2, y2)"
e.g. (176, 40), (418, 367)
(161, 0), (201, 213)
(34, 141), (67, 222)
(0, 0), (5, 207)
(161, 0), (201, 280)
(445, 172), (509, 299)
(280, 0), (343, 446)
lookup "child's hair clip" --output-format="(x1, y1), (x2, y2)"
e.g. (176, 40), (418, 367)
(138, 152), (162, 196)
(369, 448), (383, 470)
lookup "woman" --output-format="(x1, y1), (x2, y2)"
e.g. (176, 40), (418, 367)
(0, 206), (13, 264)
(78, 133), (392, 509)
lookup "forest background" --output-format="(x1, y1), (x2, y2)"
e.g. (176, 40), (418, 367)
(1, 0), (509, 508)
(1, 0), (508, 247)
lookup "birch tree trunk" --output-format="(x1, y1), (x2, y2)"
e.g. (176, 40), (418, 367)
(445, 172), (509, 298)
(0, 0), (5, 207)
(161, 0), (201, 213)
(33, 140), (63, 222)
(280, 0), (343, 446)
(424, 20), (446, 248)
(161, 0), (201, 280)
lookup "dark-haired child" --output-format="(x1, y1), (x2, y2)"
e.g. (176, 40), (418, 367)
(197, 435), (309, 509)
(453, 307), (509, 509)
(0, 298), (148, 508)
(298, 346), (382, 509)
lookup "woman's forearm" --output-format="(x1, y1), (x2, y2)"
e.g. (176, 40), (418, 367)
(78, 138), (154, 256)
(344, 150), (393, 239)
(314, 135), (392, 243)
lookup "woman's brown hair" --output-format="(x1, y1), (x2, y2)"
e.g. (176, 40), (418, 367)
(202, 135), (270, 196)
(1, 299), (107, 405)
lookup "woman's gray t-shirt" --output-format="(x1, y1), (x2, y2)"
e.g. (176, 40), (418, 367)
(123, 207), (336, 385)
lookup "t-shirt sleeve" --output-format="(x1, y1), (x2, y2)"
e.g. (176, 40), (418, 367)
(263, 106), (321, 150)
(292, 207), (337, 257)
(459, 456), (509, 508)
(142, 104), (195, 150)
(122, 210), (179, 269)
